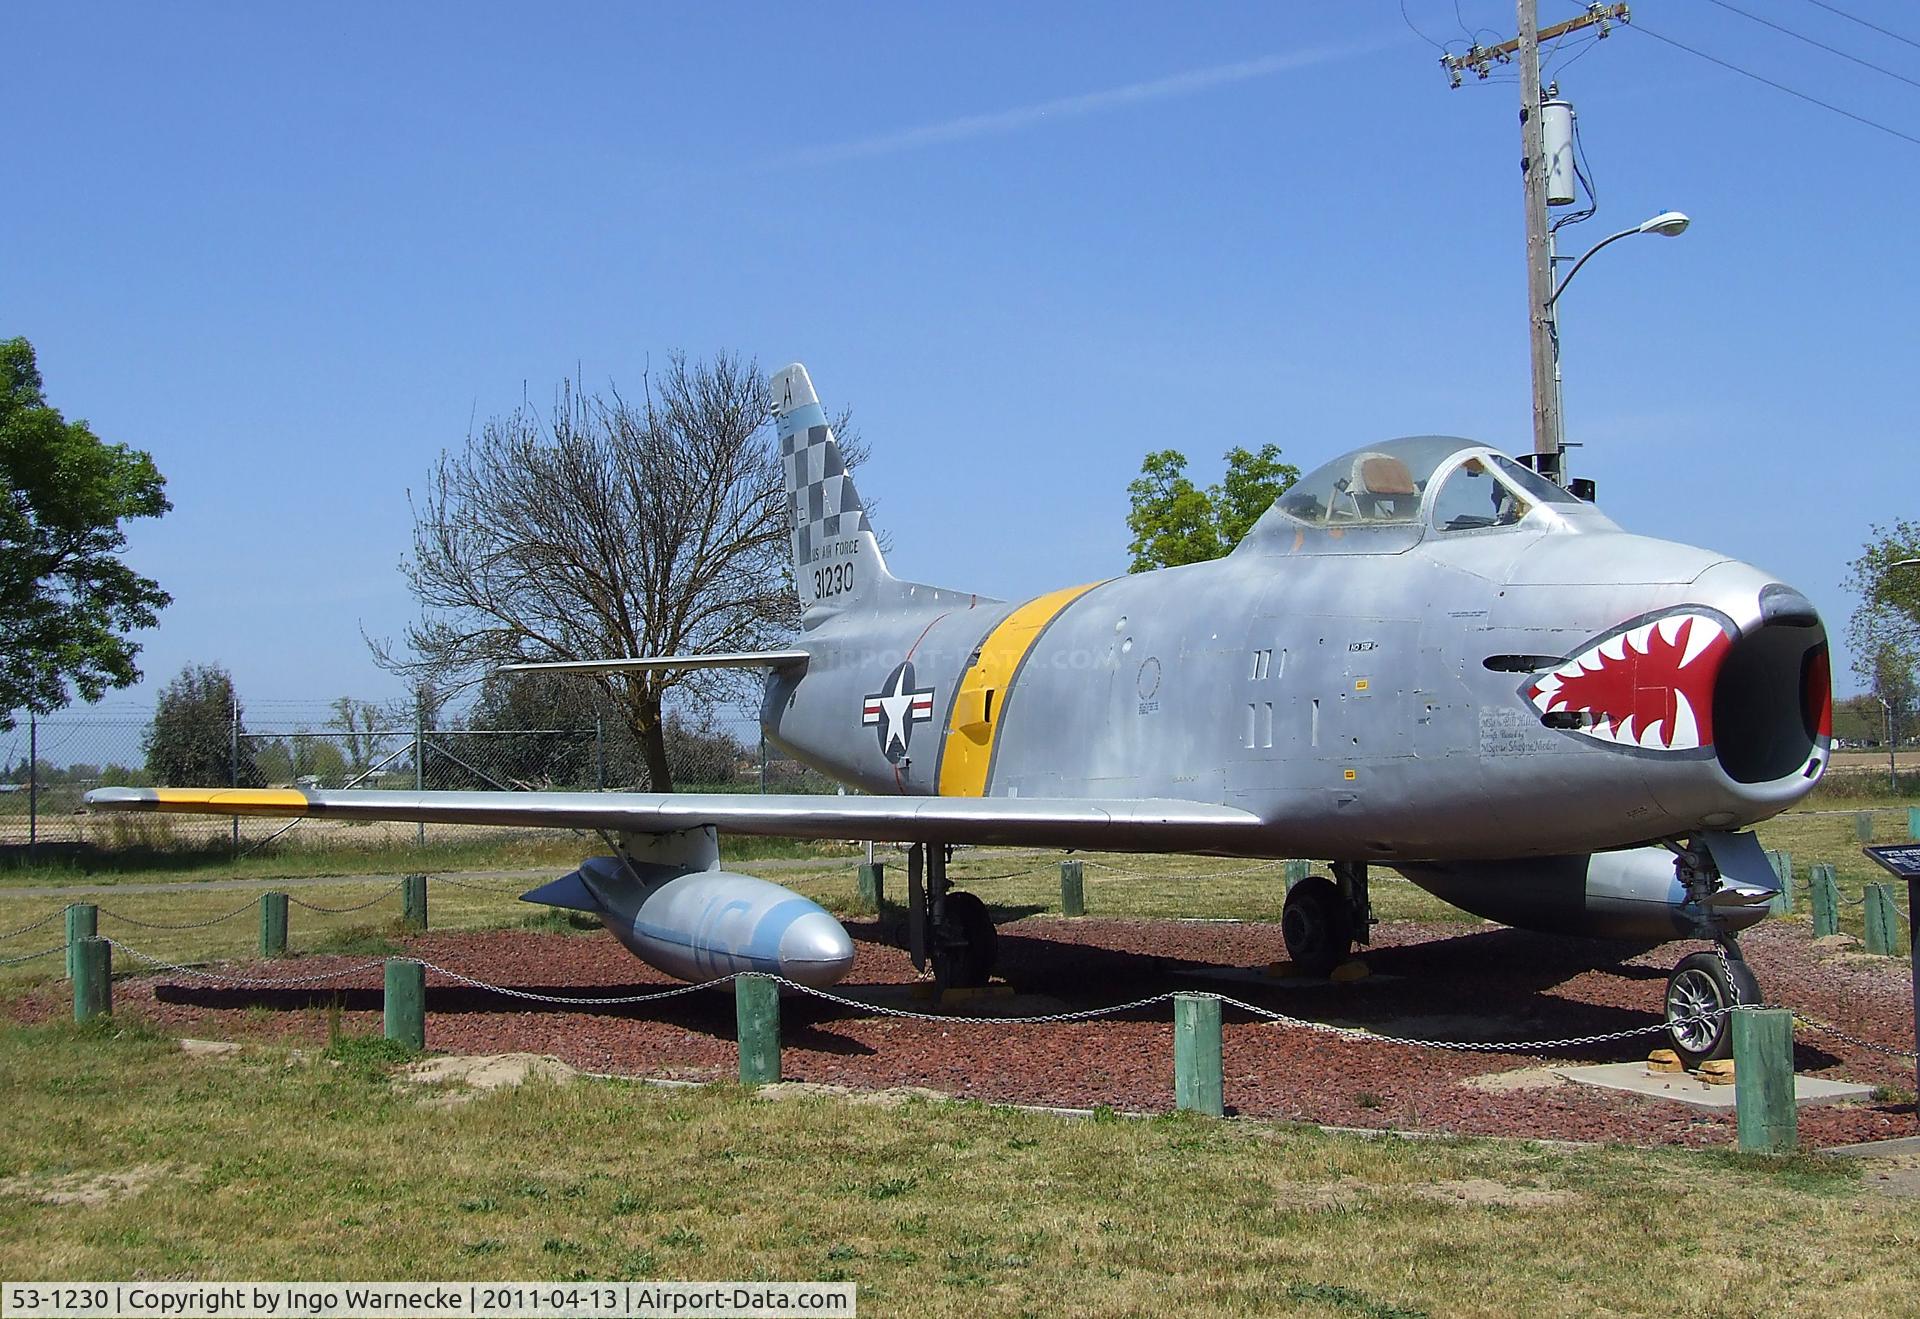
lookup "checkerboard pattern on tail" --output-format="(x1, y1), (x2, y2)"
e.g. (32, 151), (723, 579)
(770, 362), (896, 625)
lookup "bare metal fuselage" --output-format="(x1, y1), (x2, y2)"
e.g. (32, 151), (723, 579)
(765, 492), (1828, 868)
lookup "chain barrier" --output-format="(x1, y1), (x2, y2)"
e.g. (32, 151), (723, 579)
(1792, 1012), (1920, 1061)
(427, 874), (526, 894)
(104, 939), (391, 987)
(0, 909), (66, 941)
(288, 880), (407, 914)
(98, 896), (263, 930)
(0, 945), (66, 967)
(416, 960), (735, 1007)
(82, 938), (1920, 1064)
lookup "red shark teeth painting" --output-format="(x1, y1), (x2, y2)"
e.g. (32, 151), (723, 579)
(1525, 609), (1735, 752)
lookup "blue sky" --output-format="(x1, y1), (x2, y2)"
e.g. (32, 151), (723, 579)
(6, 1), (1917, 736)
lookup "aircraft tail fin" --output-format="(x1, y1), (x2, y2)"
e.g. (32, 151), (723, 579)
(770, 363), (901, 627)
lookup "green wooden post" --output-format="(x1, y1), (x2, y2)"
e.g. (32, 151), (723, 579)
(1865, 884), (1903, 956)
(1810, 865), (1839, 939)
(1856, 812), (1875, 845)
(857, 862), (885, 913)
(1733, 1008), (1798, 1153)
(65, 902), (97, 982)
(402, 874), (427, 932)
(1060, 860), (1085, 917)
(1284, 860), (1309, 891)
(259, 892), (288, 957)
(1909, 807), (1920, 842)
(384, 958), (425, 1049)
(1766, 849), (1794, 915)
(735, 973), (781, 1085)
(73, 937), (110, 1022)
(1173, 994), (1224, 1117)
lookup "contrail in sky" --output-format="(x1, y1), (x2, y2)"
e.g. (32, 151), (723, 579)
(778, 42), (1383, 168)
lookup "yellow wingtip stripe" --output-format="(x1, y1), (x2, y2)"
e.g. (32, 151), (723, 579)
(147, 788), (314, 814)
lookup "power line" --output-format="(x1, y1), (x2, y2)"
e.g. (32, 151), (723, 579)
(1798, 0), (1920, 54)
(1628, 22), (1920, 149)
(1701, 0), (1920, 93)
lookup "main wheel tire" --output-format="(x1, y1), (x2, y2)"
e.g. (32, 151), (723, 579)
(935, 890), (998, 988)
(1282, 876), (1356, 978)
(1664, 949), (1762, 1070)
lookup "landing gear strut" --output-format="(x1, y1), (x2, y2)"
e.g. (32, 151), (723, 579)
(1281, 862), (1373, 978)
(1661, 841), (1765, 1069)
(908, 843), (998, 989)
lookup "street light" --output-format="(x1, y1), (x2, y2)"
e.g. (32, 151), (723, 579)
(1547, 210), (1691, 309)
(1540, 210), (1691, 486)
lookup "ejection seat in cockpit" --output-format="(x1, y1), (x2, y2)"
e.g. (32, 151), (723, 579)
(1336, 452), (1420, 522)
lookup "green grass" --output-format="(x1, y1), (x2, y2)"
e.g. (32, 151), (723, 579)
(0, 1020), (1915, 1314)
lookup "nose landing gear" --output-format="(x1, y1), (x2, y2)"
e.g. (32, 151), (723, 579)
(1662, 841), (1767, 1069)
(1664, 944), (1760, 1070)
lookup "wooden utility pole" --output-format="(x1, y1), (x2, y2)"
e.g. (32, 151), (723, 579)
(1516, 0), (1560, 481)
(1443, 3), (1629, 485)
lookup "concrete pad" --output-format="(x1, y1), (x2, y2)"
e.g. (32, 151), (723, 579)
(1823, 1135), (1920, 1159)
(1554, 1061), (1873, 1111)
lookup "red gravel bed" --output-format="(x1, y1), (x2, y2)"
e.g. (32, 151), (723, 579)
(13, 917), (1918, 1148)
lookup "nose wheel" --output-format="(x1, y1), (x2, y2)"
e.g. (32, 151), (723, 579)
(1664, 946), (1761, 1070)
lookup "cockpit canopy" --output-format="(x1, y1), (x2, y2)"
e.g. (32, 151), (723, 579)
(1269, 435), (1579, 532)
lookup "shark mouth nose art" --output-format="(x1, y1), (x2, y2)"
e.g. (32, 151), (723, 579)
(1524, 608), (1735, 752)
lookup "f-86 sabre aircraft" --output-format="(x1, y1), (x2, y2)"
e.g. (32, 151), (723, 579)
(88, 363), (1831, 1066)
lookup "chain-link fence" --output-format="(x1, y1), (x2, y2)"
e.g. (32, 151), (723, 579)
(0, 702), (833, 855)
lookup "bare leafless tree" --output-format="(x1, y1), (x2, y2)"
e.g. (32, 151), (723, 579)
(376, 351), (857, 790)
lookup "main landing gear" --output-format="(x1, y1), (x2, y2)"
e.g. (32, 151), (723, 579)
(1282, 861), (1373, 978)
(908, 842), (998, 989)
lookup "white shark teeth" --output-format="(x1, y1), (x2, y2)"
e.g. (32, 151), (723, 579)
(1670, 690), (1700, 749)
(1530, 673), (1564, 711)
(1626, 623), (1655, 656)
(1599, 635), (1628, 663)
(1656, 616), (1686, 648)
(1637, 719), (1666, 749)
(1678, 616), (1720, 669)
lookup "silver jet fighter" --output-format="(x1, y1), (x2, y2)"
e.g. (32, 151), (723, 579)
(88, 363), (1832, 1065)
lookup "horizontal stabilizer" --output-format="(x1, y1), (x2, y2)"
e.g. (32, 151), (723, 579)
(520, 871), (604, 913)
(497, 651), (809, 675)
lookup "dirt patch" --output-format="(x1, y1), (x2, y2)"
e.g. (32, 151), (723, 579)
(0, 1162), (194, 1207)
(754, 1082), (950, 1108)
(400, 1053), (578, 1108)
(1461, 1067), (1567, 1094)
(178, 1038), (242, 1058)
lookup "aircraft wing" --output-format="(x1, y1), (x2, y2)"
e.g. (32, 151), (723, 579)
(83, 787), (1264, 853)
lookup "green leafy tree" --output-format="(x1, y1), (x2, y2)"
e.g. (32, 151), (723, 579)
(1844, 522), (1920, 742)
(0, 337), (171, 728)
(1126, 444), (1300, 572)
(143, 663), (262, 787)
